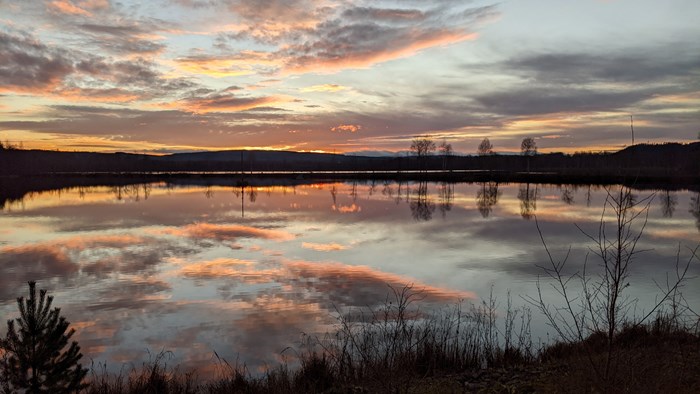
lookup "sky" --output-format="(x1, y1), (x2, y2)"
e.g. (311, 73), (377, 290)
(1, 0), (699, 155)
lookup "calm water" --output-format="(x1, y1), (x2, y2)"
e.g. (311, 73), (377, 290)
(1, 180), (699, 375)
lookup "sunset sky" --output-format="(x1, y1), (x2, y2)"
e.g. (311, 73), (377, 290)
(1, 0), (698, 155)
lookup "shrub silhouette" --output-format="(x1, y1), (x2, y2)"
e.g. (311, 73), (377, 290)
(0, 281), (87, 393)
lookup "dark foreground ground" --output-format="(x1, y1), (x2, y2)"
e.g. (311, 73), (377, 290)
(81, 319), (699, 394)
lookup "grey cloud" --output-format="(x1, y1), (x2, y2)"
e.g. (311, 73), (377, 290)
(0, 104), (296, 146)
(0, 245), (79, 301)
(0, 30), (197, 100)
(507, 51), (700, 86)
(475, 87), (658, 116)
(218, 2), (498, 73)
(0, 30), (73, 91)
(341, 7), (427, 22)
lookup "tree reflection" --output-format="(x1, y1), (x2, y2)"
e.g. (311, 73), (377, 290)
(381, 181), (394, 200)
(517, 183), (538, 220)
(659, 190), (678, 218)
(204, 185), (214, 199)
(248, 186), (258, 203)
(110, 183), (152, 201)
(560, 185), (574, 205)
(586, 185), (592, 207)
(350, 181), (358, 203)
(330, 185), (338, 208)
(409, 182), (435, 221)
(438, 182), (454, 218)
(690, 192), (700, 231)
(475, 182), (501, 218)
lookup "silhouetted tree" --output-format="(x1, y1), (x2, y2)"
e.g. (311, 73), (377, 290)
(410, 137), (436, 171)
(520, 137), (537, 156)
(477, 138), (493, 156)
(439, 140), (453, 170)
(0, 281), (87, 393)
(410, 137), (436, 157)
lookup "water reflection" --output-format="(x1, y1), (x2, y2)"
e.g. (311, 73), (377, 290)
(517, 183), (538, 220)
(690, 193), (700, 231)
(560, 185), (575, 205)
(1, 180), (698, 377)
(475, 182), (501, 218)
(437, 182), (454, 218)
(659, 190), (678, 218)
(409, 182), (435, 221)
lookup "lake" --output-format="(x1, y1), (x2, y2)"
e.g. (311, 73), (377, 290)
(1, 179), (698, 376)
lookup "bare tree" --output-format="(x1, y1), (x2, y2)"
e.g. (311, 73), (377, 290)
(526, 187), (697, 391)
(520, 137), (537, 156)
(477, 138), (494, 156)
(439, 140), (453, 156)
(410, 137), (436, 158)
(410, 136), (436, 172)
(439, 140), (453, 170)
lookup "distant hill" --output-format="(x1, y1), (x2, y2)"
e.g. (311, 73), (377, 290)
(1, 143), (698, 181)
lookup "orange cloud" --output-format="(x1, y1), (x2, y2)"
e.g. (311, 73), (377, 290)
(333, 203), (362, 213)
(301, 242), (349, 252)
(157, 93), (291, 113)
(48, 0), (92, 16)
(284, 260), (475, 301)
(160, 223), (295, 242)
(301, 84), (348, 93)
(331, 124), (362, 133)
(174, 51), (277, 77)
(186, 95), (287, 113)
(54, 87), (143, 103)
(283, 31), (477, 75)
(178, 258), (278, 281)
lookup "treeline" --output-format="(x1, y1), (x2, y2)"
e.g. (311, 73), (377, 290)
(1, 142), (698, 181)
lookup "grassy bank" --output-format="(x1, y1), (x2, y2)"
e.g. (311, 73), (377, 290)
(80, 293), (700, 394)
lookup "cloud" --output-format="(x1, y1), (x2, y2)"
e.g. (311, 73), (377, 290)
(160, 222), (295, 242)
(0, 30), (73, 93)
(341, 7), (427, 22)
(174, 52), (277, 77)
(506, 51), (700, 86)
(78, 22), (167, 55)
(0, 234), (156, 301)
(0, 30), (196, 101)
(301, 84), (348, 93)
(48, 0), (93, 16)
(301, 241), (348, 251)
(171, 93), (290, 113)
(178, 257), (274, 281)
(470, 48), (700, 118)
(211, 3), (497, 75)
(475, 87), (658, 117)
(278, 23), (477, 75)
(178, 256), (473, 308)
(331, 124), (361, 133)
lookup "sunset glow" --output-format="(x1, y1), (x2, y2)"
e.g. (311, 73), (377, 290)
(1, 1), (698, 154)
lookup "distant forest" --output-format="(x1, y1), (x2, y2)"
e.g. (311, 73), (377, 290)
(1, 143), (698, 184)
